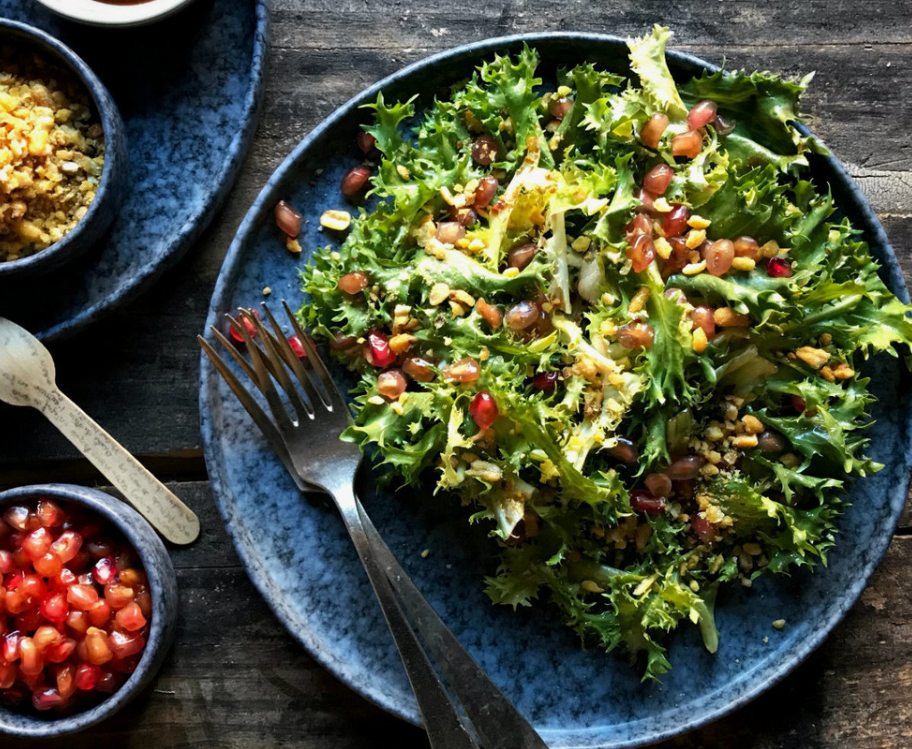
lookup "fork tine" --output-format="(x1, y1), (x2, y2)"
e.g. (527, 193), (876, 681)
(258, 303), (331, 412)
(242, 309), (316, 424)
(210, 322), (258, 384)
(281, 300), (349, 414)
(230, 311), (296, 433)
(199, 335), (309, 492)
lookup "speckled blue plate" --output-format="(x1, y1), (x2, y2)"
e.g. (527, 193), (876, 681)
(0, 0), (267, 340)
(199, 34), (912, 748)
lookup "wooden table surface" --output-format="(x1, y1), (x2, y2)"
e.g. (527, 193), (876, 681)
(3, 1), (911, 746)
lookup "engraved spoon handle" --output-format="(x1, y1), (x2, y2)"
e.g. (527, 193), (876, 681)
(37, 386), (200, 545)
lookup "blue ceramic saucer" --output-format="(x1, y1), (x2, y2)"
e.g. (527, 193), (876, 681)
(199, 33), (912, 748)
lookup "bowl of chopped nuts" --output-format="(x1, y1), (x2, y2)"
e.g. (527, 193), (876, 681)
(0, 19), (127, 279)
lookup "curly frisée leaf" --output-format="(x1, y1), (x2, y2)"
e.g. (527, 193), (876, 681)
(297, 31), (912, 683)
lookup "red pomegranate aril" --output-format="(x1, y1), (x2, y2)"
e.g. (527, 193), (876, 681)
(476, 298), (503, 329)
(6, 570), (24, 592)
(88, 600), (112, 628)
(115, 602), (147, 632)
(505, 301), (540, 330)
(274, 200), (303, 237)
(436, 221), (466, 245)
(473, 175), (498, 208)
(356, 131), (377, 154)
(471, 135), (500, 166)
(365, 331), (396, 368)
(228, 310), (260, 344)
(507, 243), (537, 271)
(402, 356), (436, 383)
(691, 306), (717, 342)
(330, 333), (358, 351)
(662, 204), (689, 237)
(625, 212), (652, 238)
(74, 662), (100, 691)
(0, 662), (15, 689)
(109, 630), (145, 660)
(92, 556), (117, 585)
(2, 631), (21, 662)
(377, 370), (407, 400)
(665, 455), (705, 481)
(50, 530), (82, 564)
(691, 513), (718, 544)
(0, 550), (12, 575)
(635, 187), (656, 213)
(85, 628), (113, 665)
(442, 357), (481, 383)
(45, 638), (77, 664)
(533, 371), (560, 393)
(616, 322), (655, 350)
(337, 271), (369, 295)
(767, 256), (793, 278)
(758, 431), (788, 453)
(135, 590), (153, 619)
(340, 166), (371, 196)
(714, 114), (736, 136)
(630, 490), (666, 515)
(33, 552), (62, 578)
(15, 608), (42, 633)
(287, 335), (307, 358)
(644, 473), (673, 498)
(32, 687), (65, 711)
(104, 584), (135, 610)
(20, 574), (46, 600)
(640, 112), (669, 149)
(548, 96), (573, 120)
(627, 233), (655, 273)
(451, 207), (478, 227)
(643, 164), (674, 195)
(671, 130), (703, 159)
(51, 568), (77, 592)
(733, 235), (759, 260)
(39, 591), (68, 624)
(33, 625), (62, 653)
(469, 391), (498, 429)
(3, 506), (30, 532)
(791, 395), (808, 413)
(66, 610), (89, 637)
(110, 655), (140, 675)
(705, 239), (735, 277)
(57, 663), (76, 699)
(687, 100), (718, 130)
(67, 584), (99, 611)
(35, 500), (62, 529)
(19, 637), (43, 676)
(96, 671), (119, 694)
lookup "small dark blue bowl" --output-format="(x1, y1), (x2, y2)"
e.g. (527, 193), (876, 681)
(0, 484), (177, 737)
(0, 19), (128, 279)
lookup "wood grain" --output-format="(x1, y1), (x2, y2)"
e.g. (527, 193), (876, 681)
(1, 1), (911, 745)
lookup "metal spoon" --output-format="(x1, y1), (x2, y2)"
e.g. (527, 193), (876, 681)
(0, 316), (200, 545)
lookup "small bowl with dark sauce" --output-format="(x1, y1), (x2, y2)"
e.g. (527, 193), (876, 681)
(31, 0), (196, 28)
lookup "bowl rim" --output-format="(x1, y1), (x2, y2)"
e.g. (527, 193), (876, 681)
(29, 0), (195, 28)
(0, 19), (124, 278)
(0, 483), (177, 737)
(199, 30), (912, 748)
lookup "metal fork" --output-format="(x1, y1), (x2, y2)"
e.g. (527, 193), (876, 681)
(199, 302), (549, 749)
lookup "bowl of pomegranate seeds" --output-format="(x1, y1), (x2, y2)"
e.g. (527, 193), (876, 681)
(0, 484), (177, 737)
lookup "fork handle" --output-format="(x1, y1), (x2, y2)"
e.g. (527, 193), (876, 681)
(38, 387), (200, 545)
(357, 504), (550, 749)
(330, 484), (480, 749)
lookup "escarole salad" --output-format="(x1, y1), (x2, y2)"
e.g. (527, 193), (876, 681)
(298, 26), (912, 679)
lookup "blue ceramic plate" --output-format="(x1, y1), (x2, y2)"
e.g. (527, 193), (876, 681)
(0, 0), (267, 340)
(200, 34), (912, 748)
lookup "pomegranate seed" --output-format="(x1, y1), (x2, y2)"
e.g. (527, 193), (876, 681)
(110, 655), (140, 675)
(662, 204), (689, 237)
(340, 166), (371, 196)
(0, 661), (15, 689)
(0, 550), (12, 575)
(665, 455), (705, 480)
(532, 371), (560, 393)
(691, 307), (716, 342)
(274, 200), (302, 237)
(640, 113), (669, 149)
(35, 500), (63, 528)
(644, 473), (673, 498)
(548, 96), (573, 120)
(104, 584), (135, 610)
(3, 506), (30, 531)
(364, 330), (396, 368)
(33, 625), (62, 653)
(791, 395), (808, 414)
(66, 610), (89, 637)
(33, 552), (62, 578)
(671, 130), (703, 159)
(449, 206), (478, 227)
(691, 513), (718, 544)
(767, 256), (793, 278)
(441, 357), (481, 383)
(630, 490), (666, 515)
(507, 243), (537, 271)
(616, 322), (655, 350)
(2, 631), (22, 662)
(228, 310), (260, 345)
(714, 114), (736, 136)
(377, 370), (407, 400)
(625, 212), (652, 237)
(45, 638), (77, 664)
(287, 335), (307, 358)
(39, 591), (68, 623)
(436, 221), (466, 245)
(758, 431), (788, 453)
(115, 602), (147, 632)
(84, 627), (113, 665)
(627, 233), (655, 273)
(96, 671), (119, 694)
(15, 608), (42, 632)
(50, 530), (82, 564)
(704, 239), (734, 276)
(473, 175), (498, 208)
(356, 131), (377, 154)
(733, 235), (759, 260)
(471, 135), (500, 166)
(469, 391), (498, 429)
(74, 662), (100, 691)
(109, 630), (145, 660)
(6, 570), (24, 592)
(32, 687), (65, 711)
(67, 584), (99, 610)
(643, 164), (674, 195)
(635, 187), (656, 213)
(402, 355), (437, 383)
(19, 637), (43, 676)
(20, 574), (47, 600)
(51, 568), (77, 592)
(687, 100), (718, 129)
(505, 301), (540, 330)
(338, 271), (369, 295)
(476, 298), (503, 329)
(330, 333), (358, 351)
(88, 600), (112, 628)
(56, 663), (76, 699)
